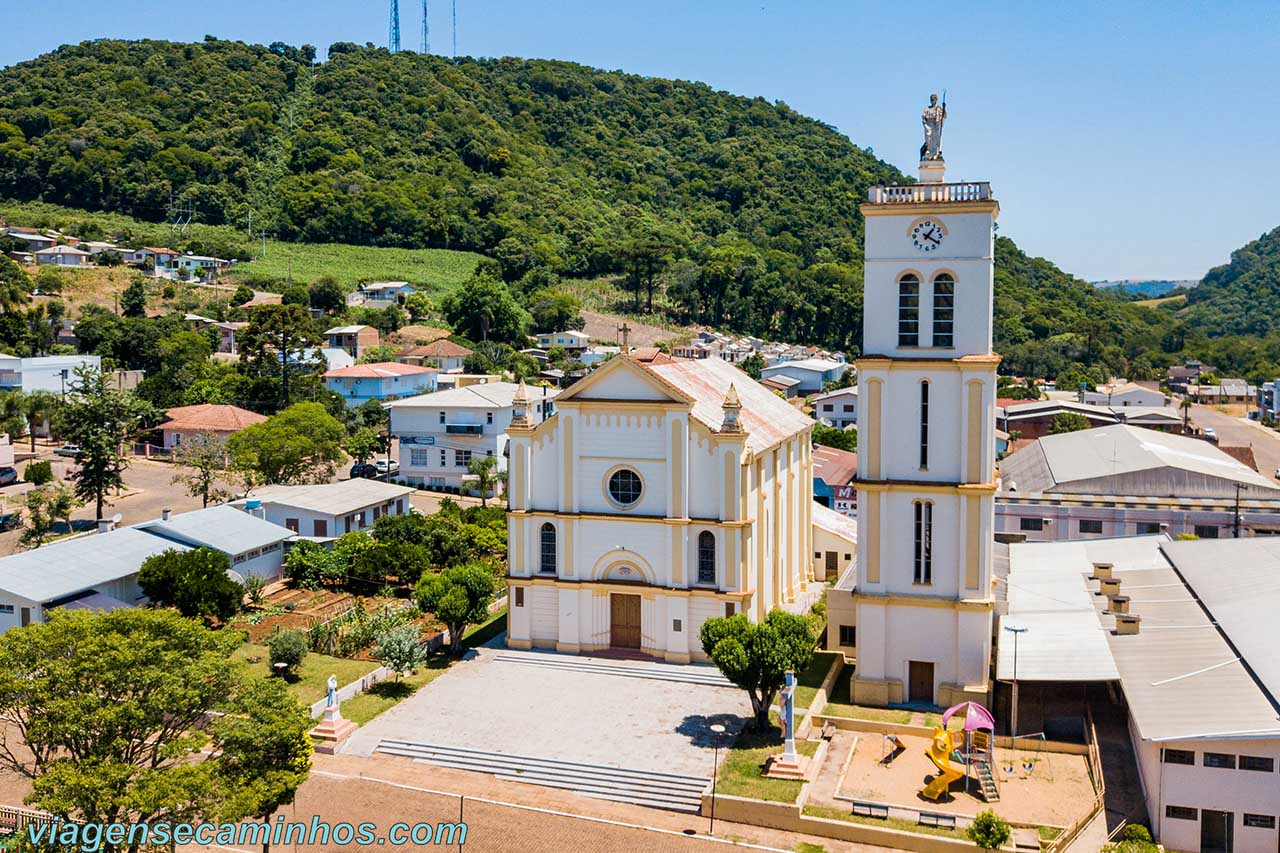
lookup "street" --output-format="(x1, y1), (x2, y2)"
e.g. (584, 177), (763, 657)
(1188, 404), (1280, 480)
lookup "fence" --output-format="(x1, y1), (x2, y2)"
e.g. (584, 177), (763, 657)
(1043, 708), (1107, 853)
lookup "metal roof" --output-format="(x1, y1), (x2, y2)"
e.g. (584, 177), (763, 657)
(135, 505), (293, 555)
(999, 424), (1280, 497)
(812, 503), (857, 543)
(243, 479), (416, 517)
(0, 528), (190, 603)
(385, 381), (558, 410)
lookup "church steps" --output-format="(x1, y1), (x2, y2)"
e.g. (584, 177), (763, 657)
(493, 653), (733, 687)
(373, 741), (708, 812)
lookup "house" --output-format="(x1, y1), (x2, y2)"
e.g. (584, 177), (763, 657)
(759, 358), (847, 394)
(812, 442), (857, 511)
(172, 254), (231, 277)
(813, 503), (857, 585)
(1166, 360), (1216, 394)
(324, 325), (380, 358)
(395, 339), (473, 373)
(996, 424), (1280, 540)
(1082, 381), (1168, 408)
(189, 318), (249, 355)
(0, 354), (102, 394)
(137, 247), (180, 270)
(810, 386), (859, 428)
(160, 404), (267, 448)
(504, 354), (821, 661)
(237, 479), (416, 538)
(78, 241), (119, 256)
(1187, 379), (1254, 404)
(387, 381), (558, 490)
(323, 362), (438, 408)
(999, 535), (1280, 853)
(351, 281), (416, 307)
(998, 399), (1120, 439)
(759, 374), (802, 398)
(4, 228), (57, 252)
(55, 320), (77, 348)
(534, 330), (590, 353)
(0, 505), (296, 634)
(34, 245), (92, 266)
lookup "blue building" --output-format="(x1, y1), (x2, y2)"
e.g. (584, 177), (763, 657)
(760, 358), (848, 394)
(323, 362), (438, 408)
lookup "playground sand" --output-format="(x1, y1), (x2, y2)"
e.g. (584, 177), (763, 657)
(819, 731), (1094, 827)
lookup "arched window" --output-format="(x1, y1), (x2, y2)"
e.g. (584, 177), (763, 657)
(932, 274), (955, 348)
(697, 531), (716, 585)
(539, 523), (556, 574)
(919, 380), (930, 469)
(898, 274), (920, 347)
(913, 501), (933, 585)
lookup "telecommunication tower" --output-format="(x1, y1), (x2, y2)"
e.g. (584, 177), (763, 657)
(389, 0), (401, 52)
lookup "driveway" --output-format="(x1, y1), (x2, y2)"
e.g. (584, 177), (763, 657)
(342, 643), (749, 780)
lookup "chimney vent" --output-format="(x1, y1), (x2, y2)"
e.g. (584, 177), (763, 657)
(1091, 562), (1114, 580)
(97, 518), (113, 534)
(161, 508), (171, 521)
(1106, 594), (1130, 615)
(1098, 577), (1121, 597)
(1115, 614), (1141, 635)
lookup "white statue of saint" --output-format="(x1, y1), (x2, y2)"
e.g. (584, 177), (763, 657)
(326, 674), (338, 708)
(921, 93), (947, 161)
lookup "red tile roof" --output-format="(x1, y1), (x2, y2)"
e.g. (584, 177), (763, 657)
(324, 361), (439, 379)
(399, 340), (473, 358)
(162, 404), (267, 433)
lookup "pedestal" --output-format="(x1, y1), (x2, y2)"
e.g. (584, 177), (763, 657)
(763, 752), (812, 780)
(309, 705), (358, 754)
(919, 158), (946, 183)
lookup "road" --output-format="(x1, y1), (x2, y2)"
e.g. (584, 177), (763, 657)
(1187, 404), (1280, 479)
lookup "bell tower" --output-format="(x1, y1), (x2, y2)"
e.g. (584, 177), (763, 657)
(850, 103), (999, 707)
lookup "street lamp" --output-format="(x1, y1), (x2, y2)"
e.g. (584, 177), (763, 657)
(59, 368), (68, 400)
(708, 723), (726, 835)
(1234, 483), (1247, 538)
(1003, 624), (1028, 738)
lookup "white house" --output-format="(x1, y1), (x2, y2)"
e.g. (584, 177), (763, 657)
(387, 382), (558, 490)
(1082, 381), (1168, 408)
(134, 505), (292, 581)
(504, 355), (821, 662)
(0, 354), (102, 394)
(34, 245), (92, 266)
(760, 358), (847, 394)
(848, 154), (998, 707)
(810, 386), (859, 428)
(237, 479), (416, 538)
(535, 330), (590, 352)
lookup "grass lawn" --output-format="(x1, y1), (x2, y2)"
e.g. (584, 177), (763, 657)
(340, 657), (454, 726)
(716, 726), (820, 803)
(794, 651), (840, 709)
(801, 804), (969, 840)
(227, 241), (486, 294)
(233, 642), (379, 707)
(462, 607), (507, 648)
(821, 678), (913, 724)
(922, 712), (944, 729)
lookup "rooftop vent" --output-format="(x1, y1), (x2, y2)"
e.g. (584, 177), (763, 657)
(1098, 577), (1122, 598)
(1106, 594), (1130, 615)
(1114, 613), (1141, 635)
(1091, 562), (1114, 580)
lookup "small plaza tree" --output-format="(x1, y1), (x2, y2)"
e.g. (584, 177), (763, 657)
(967, 809), (1012, 850)
(375, 624), (429, 680)
(699, 609), (817, 730)
(415, 561), (495, 655)
(138, 547), (243, 622)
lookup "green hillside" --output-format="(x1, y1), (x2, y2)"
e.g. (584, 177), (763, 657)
(1183, 226), (1280, 336)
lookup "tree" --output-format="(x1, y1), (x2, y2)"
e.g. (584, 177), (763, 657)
(813, 422), (857, 452)
(528, 289), (583, 333)
(699, 610), (816, 729)
(308, 275), (345, 313)
(120, 278), (147, 317)
(229, 402), (345, 487)
(342, 425), (382, 465)
(0, 255), (32, 313)
(56, 366), (157, 519)
(356, 343), (402, 364)
(353, 540), (432, 588)
(282, 540), (336, 590)
(237, 305), (325, 410)
(267, 629), (308, 675)
(230, 283), (255, 306)
(1048, 412), (1092, 435)
(18, 389), (59, 452)
(1180, 396), (1193, 433)
(138, 547), (243, 622)
(172, 430), (233, 507)
(281, 283), (310, 306)
(739, 352), (765, 380)
(375, 624), (428, 680)
(0, 609), (312, 834)
(466, 454), (500, 506)
(403, 291), (434, 322)
(967, 810), (1012, 851)
(441, 270), (529, 346)
(19, 482), (79, 548)
(22, 458), (52, 486)
(415, 561), (496, 654)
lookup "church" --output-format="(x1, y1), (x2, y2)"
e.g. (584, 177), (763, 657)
(504, 354), (826, 662)
(848, 104), (999, 707)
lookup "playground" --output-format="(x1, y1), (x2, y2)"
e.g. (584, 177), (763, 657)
(813, 703), (1096, 827)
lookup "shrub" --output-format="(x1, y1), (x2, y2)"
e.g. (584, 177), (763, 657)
(162, 284), (176, 299)
(267, 630), (308, 675)
(243, 573), (267, 606)
(24, 460), (53, 486)
(375, 624), (428, 679)
(967, 810), (1012, 851)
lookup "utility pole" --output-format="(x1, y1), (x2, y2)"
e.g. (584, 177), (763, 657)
(1234, 483), (1247, 538)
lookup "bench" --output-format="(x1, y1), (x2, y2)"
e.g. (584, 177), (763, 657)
(852, 802), (890, 819)
(919, 812), (957, 830)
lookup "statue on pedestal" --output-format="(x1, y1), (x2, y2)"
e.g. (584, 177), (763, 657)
(921, 92), (947, 161)
(326, 674), (338, 708)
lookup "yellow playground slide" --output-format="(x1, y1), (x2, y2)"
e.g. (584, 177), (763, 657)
(921, 728), (964, 801)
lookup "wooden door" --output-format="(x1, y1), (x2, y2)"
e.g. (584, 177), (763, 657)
(825, 551), (838, 575)
(610, 594), (641, 649)
(908, 661), (934, 704)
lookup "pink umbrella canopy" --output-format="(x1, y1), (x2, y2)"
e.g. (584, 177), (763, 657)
(941, 701), (996, 732)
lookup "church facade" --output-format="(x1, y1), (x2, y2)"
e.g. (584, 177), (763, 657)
(504, 355), (819, 662)
(850, 151), (999, 707)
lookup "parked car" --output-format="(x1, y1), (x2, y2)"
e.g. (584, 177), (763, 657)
(374, 459), (400, 476)
(0, 512), (19, 532)
(349, 462), (377, 479)
(55, 444), (81, 458)
(1203, 427), (1217, 442)
(0, 467), (16, 487)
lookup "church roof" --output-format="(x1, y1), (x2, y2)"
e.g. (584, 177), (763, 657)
(646, 358), (813, 453)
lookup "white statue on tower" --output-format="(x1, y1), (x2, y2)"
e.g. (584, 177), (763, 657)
(920, 92), (947, 161)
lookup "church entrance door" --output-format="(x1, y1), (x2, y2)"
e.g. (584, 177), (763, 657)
(610, 593), (641, 649)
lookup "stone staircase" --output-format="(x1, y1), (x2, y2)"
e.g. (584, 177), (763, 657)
(375, 740), (709, 813)
(493, 652), (734, 689)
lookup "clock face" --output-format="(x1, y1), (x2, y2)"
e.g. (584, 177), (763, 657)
(911, 219), (946, 252)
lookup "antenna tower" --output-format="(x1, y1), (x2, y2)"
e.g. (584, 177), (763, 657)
(452, 0), (457, 57)
(389, 0), (401, 52)
(421, 0), (429, 52)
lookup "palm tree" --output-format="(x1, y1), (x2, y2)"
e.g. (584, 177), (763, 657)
(1180, 396), (1193, 434)
(466, 454), (500, 507)
(20, 390), (59, 452)
(0, 391), (25, 445)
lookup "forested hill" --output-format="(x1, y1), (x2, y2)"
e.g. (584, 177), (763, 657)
(1182, 226), (1280, 336)
(0, 38), (1193, 376)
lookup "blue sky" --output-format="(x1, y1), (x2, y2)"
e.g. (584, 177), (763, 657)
(4, 1), (1278, 281)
